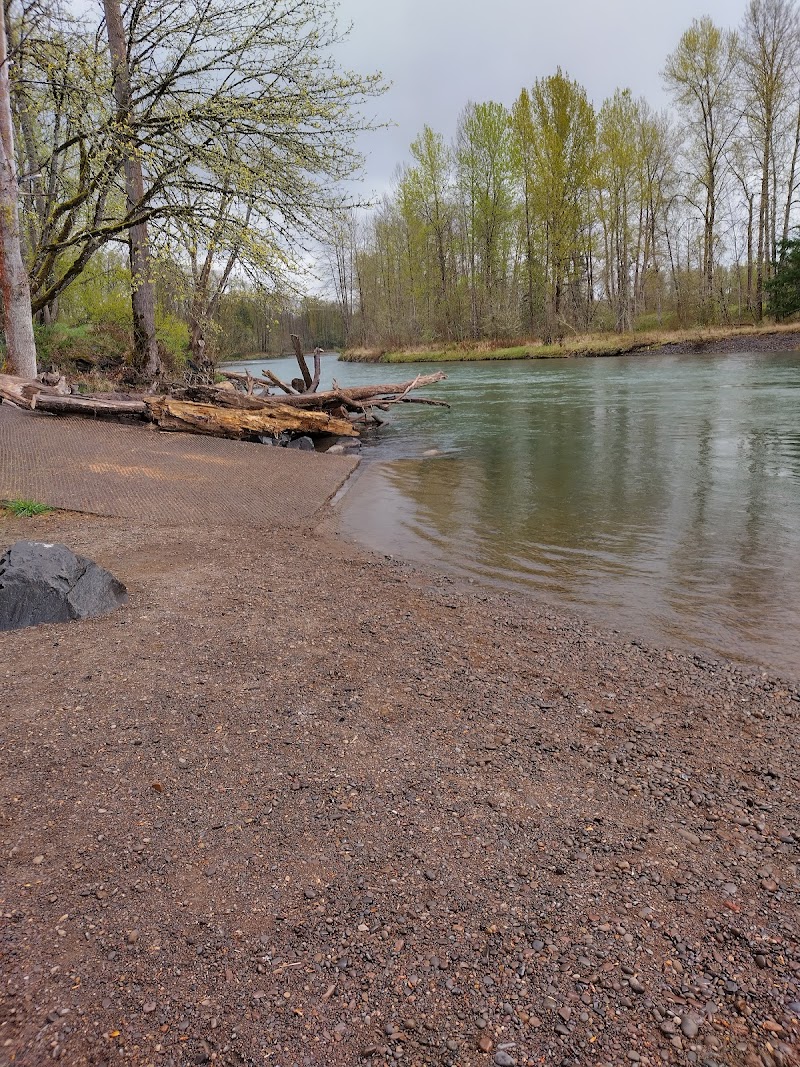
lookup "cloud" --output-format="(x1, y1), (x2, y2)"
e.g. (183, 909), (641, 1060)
(332, 0), (741, 196)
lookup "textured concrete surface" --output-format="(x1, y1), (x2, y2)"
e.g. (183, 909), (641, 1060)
(0, 402), (358, 528)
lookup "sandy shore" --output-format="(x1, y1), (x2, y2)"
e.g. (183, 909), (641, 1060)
(1, 508), (798, 1067)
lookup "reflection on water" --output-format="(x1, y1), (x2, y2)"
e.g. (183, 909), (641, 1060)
(335, 352), (800, 679)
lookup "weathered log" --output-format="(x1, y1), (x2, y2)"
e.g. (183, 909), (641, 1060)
(274, 371), (448, 408)
(0, 374), (34, 408)
(145, 397), (359, 439)
(262, 369), (299, 395)
(0, 372), (63, 408)
(291, 334), (313, 391)
(0, 373), (147, 417)
(34, 394), (147, 417)
(174, 386), (276, 409)
(185, 371), (448, 412)
(309, 348), (322, 393)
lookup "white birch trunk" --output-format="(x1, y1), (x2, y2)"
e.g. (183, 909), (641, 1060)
(0, 0), (37, 379)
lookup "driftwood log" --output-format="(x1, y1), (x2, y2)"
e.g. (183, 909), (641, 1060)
(145, 397), (357, 439)
(0, 365), (448, 443)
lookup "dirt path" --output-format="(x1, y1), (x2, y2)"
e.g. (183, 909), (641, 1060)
(0, 509), (798, 1067)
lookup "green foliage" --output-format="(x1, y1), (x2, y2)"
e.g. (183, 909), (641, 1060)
(35, 322), (129, 372)
(766, 239), (800, 319)
(528, 70), (597, 340)
(3, 499), (52, 517)
(156, 314), (190, 367)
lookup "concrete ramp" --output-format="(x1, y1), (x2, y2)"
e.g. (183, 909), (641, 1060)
(0, 402), (357, 528)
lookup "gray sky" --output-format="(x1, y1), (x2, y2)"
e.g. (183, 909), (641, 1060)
(332, 0), (741, 198)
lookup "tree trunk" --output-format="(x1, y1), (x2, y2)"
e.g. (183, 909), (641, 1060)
(782, 102), (800, 255)
(102, 0), (160, 379)
(0, 1), (37, 379)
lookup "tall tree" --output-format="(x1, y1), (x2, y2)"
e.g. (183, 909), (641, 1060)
(529, 70), (596, 343)
(511, 88), (542, 333)
(0, 0), (37, 377)
(102, 0), (160, 376)
(404, 126), (455, 338)
(738, 0), (800, 318)
(455, 101), (516, 339)
(663, 17), (740, 310)
(597, 89), (641, 332)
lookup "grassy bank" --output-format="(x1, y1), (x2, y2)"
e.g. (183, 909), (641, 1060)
(341, 323), (800, 363)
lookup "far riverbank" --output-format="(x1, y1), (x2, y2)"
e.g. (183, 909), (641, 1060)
(339, 323), (800, 363)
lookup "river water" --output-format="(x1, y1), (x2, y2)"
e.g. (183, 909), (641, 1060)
(226, 351), (800, 678)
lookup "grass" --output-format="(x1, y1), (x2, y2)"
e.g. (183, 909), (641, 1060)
(2, 498), (53, 517)
(340, 322), (800, 364)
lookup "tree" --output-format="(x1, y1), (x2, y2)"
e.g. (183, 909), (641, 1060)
(511, 88), (542, 333)
(597, 89), (641, 332)
(455, 101), (516, 339)
(739, 0), (800, 318)
(102, 0), (159, 376)
(765, 234), (800, 316)
(11, 0), (385, 369)
(0, 0), (37, 376)
(404, 126), (455, 338)
(663, 17), (740, 310)
(529, 70), (596, 343)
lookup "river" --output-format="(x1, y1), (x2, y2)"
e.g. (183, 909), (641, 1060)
(225, 351), (800, 678)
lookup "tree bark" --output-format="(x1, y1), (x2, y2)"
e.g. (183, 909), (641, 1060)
(0, 1), (37, 378)
(102, 0), (160, 379)
(145, 397), (358, 439)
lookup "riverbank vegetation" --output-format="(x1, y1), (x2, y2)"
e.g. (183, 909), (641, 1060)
(326, 0), (800, 354)
(340, 323), (800, 363)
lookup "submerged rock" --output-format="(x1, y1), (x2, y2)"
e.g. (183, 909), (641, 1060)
(0, 541), (127, 632)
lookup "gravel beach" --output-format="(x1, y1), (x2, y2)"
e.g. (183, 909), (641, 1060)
(1, 510), (798, 1067)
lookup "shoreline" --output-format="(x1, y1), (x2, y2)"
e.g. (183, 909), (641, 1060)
(338, 326), (800, 364)
(1, 504), (798, 1066)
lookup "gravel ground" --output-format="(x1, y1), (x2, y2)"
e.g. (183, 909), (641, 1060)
(658, 333), (800, 355)
(1, 510), (798, 1067)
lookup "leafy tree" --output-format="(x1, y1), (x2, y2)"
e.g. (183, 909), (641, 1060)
(738, 0), (800, 318)
(663, 17), (740, 308)
(10, 0), (385, 374)
(765, 235), (800, 316)
(529, 70), (596, 343)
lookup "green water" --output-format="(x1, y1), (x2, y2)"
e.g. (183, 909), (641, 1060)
(228, 351), (800, 676)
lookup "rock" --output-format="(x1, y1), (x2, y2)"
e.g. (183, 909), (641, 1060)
(287, 436), (315, 452)
(680, 1015), (700, 1039)
(494, 1052), (515, 1067)
(0, 541), (127, 632)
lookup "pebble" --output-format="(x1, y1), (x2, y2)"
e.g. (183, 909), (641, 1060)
(680, 1015), (700, 1039)
(494, 1052), (515, 1067)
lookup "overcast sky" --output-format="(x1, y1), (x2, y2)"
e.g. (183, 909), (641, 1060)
(332, 0), (742, 198)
